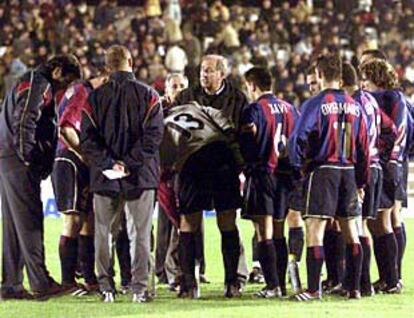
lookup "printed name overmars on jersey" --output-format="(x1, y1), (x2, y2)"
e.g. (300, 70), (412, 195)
(320, 101), (361, 117)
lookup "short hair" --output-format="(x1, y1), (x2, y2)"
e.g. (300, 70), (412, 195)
(361, 49), (388, 61)
(165, 72), (189, 88)
(244, 67), (272, 91)
(359, 58), (398, 90)
(44, 54), (82, 79)
(341, 62), (358, 87)
(202, 54), (228, 75)
(105, 45), (131, 70)
(316, 52), (342, 82)
(306, 64), (317, 76)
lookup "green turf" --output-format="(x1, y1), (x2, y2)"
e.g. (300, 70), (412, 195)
(1, 218), (414, 318)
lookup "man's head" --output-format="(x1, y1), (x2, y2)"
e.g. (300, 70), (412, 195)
(200, 54), (227, 93)
(244, 67), (272, 101)
(105, 45), (133, 72)
(359, 49), (387, 65)
(306, 64), (320, 95)
(359, 58), (398, 91)
(44, 54), (82, 90)
(341, 62), (358, 94)
(165, 73), (189, 103)
(315, 52), (342, 88)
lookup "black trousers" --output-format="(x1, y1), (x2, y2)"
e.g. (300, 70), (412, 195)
(0, 156), (51, 292)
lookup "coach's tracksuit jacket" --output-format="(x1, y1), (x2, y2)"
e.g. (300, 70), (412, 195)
(0, 66), (58, 178)
(239, 93), (299, 175)
(288, 88), (370, 188)
(80, 71), (164, 199)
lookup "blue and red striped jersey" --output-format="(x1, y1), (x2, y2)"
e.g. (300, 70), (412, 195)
(57, 81), (93, 151)
(353, 89), (396, 165)
(370, 89), (408, 162)
(239, 93), (299, 174)
(289, 88), (370, 187)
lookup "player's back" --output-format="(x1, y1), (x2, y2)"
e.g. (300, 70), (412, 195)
(161, 103), (235, 172)
(291, 88), (367, 168)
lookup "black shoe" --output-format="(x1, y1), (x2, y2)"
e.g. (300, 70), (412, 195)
(373, 280), (386, 292)
(224, 282), (242, 298)
(132, 291), (152, 303)
(254, 286), (282, 298)
(292, 289), (322, 302)
(248, 267), (264, 284)
(177, 286), (199, 299)
(1, 289), (33, 300)
(199, 274), (210, 284)
(361, 285), (375, 297)
(32, 281), (67, 301)
(347, 290), (361, 299)
(382, 283), (402, 294)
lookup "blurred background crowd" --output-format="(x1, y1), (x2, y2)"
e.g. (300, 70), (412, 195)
(1, 0), (414, 105)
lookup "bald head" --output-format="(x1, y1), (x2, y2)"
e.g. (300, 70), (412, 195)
(105, 45), (132, 72)
(200, 54), (228, 93)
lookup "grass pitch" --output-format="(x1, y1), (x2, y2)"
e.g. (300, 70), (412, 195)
(1, 218), (413, 318)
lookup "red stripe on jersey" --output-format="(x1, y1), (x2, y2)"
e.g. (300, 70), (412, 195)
(16, 81), (31, 96)
(259, 98), (278, 172)
(325, 93), (335, 103)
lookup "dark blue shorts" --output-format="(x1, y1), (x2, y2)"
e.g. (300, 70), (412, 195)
(51, 149), (92, 214)
(303, 165), (361, 219)
(379, 161), (404, 209)
(177, 142), (241, 215)
(362, 166), (383, 219)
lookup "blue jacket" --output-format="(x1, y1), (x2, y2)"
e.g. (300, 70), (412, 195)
(80, 71), (164, 199)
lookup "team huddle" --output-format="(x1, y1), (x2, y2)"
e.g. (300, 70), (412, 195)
(0, 45), (410, 304)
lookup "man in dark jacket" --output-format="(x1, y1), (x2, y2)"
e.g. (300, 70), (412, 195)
(0, 54), (82, 300)
(174, 54), (250, 289)
(80, 45), (164, 303)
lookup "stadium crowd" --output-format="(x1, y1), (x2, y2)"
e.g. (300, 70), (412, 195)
(1, 0), (414, 104)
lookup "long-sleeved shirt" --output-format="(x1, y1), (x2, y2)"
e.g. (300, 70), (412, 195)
(289, 88), (370, 188)
(353, 89), (397, 165)
(239, 93), (299, 174)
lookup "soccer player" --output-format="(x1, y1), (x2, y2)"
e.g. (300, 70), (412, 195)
(240, 67), (299, 297)
(306, 64), (321, 97)
(289, 52), (370, 301)
(342, 62), (396, 296)
(360, 58), (407, 293)
(0, 55), (82, 300)
(160, 102), (244, 298)
(52, 72), (108, 295)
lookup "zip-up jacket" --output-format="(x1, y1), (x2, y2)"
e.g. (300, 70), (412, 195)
(80, 71), (164, 199)
(0, 66), (57, 178)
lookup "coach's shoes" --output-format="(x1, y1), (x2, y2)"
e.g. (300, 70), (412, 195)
(102, 291), (115, 303)
(224, 282), (242, 298)
(177, 286), (200, 299)
(254, 286), (282, 299)
(0, 288), (33, 300)
(32, 280), (67, 301)
(293, 290), (322, 302)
